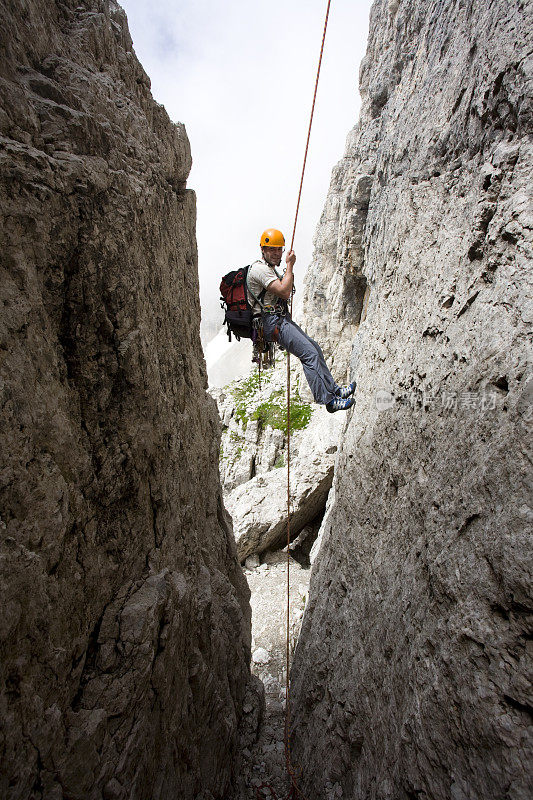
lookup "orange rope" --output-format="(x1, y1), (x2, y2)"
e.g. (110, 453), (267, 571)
(282, 2), (332, 798)
(289, 0), (332, 252)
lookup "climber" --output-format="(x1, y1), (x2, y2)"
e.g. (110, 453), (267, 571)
(247, 228), (356, 412)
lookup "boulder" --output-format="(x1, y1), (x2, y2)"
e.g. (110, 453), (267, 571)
(225, 406), (344, 560)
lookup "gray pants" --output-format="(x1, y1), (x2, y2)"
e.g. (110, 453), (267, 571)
(262, 313), (338, 405)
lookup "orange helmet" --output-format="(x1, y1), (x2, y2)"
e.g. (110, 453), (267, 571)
(260, 228), (285, 248)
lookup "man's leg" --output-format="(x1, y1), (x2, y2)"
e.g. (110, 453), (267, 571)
(277, 318), (338, 405)
(288, 320), (357, 400)
(288, 320), (340, 389)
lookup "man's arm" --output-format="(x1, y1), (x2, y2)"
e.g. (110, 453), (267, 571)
(265, 250), (296, 301)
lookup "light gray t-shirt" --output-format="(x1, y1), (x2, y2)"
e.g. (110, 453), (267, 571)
(246, 259), (284, 312)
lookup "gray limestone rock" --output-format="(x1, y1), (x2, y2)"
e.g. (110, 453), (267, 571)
(229, 551), (311, 800)
(224, 405), (345, 562)
(0, 2), (250, 798)
(213, 362), (345, 562)
(291, 0), (533, 798)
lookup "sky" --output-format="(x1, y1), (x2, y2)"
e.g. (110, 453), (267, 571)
(119, 0), (374, 331)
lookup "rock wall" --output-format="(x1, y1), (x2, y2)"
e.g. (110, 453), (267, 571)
(0, 2), (250, 798)
(291, 0), (532, 798)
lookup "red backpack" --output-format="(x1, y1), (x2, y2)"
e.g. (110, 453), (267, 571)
(219, 266), (265, 341)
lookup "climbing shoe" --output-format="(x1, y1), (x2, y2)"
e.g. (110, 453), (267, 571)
(326, 396), (355, 413)
(335, 380), (357, 399)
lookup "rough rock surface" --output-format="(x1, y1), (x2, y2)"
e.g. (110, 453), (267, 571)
(230, 550), (311, 800)
(0, 2), (250, 798)
(214, 365), (302, 494)
(213, 365), (345, 561)
(291, 0), (533, 798)
(225, 406), (343, 561)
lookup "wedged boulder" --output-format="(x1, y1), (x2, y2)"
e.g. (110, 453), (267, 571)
(225, 407), (345, 561)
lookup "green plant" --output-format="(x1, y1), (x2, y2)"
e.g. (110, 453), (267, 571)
(228, 431), (244, 459)
(224, 368), (312, 438)
(250, 389), (312, 435)
(230, 370), (263, 430)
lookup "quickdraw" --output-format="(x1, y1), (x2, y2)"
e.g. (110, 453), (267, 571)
(252, 316), (276, 389)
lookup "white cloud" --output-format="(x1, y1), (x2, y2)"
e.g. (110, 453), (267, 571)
(119, 0), (373, 325)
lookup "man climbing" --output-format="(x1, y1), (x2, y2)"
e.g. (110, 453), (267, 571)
(247, 228), (356, 413)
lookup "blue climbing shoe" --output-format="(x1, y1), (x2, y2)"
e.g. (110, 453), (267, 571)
(326, 396), (355, 413)
(335, 380), (357, 400)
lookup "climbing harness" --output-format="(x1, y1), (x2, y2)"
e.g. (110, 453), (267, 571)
(249, 273), (283, 387)
(249, 266), (287, 386)
(262, 303), (288, 316)
(254, 2), (333, 798)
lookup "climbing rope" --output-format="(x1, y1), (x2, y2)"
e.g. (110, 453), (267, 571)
(289, 0), (332, 253)
(275, 2), (333, 798)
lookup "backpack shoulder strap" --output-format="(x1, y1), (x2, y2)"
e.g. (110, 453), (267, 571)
(246, 263), (267, 311)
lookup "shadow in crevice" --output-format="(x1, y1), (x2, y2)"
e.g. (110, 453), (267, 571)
(287, 507), (326, 568)
(343, 271), (368, 326)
